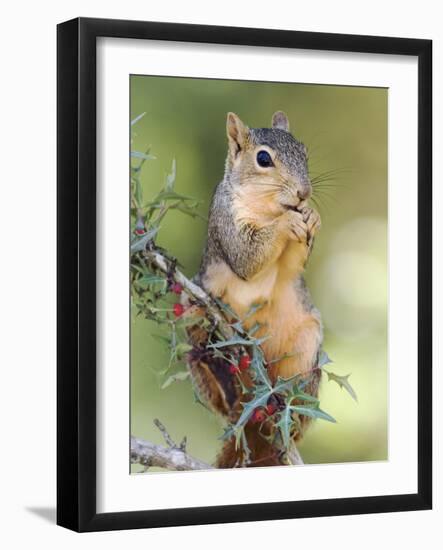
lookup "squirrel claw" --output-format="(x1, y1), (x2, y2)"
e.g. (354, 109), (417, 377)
(301, 207), (321, 239)
(287, 210), (308, 243)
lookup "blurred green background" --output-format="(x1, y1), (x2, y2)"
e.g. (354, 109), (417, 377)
(130, 75), (388, 471)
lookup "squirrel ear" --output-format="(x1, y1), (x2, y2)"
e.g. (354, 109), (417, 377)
(272, 111), (290, 131)
(226, 112), (248, 159)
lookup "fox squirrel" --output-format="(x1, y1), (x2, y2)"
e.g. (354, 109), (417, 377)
(187, 111), (323, 468)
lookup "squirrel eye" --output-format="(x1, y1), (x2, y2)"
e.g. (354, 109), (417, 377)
(256, 150), (274, 168)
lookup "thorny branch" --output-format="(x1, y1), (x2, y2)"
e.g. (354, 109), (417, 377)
(142, 247), (235, 340)
(131, 242), (306, 471)
(131, 420), (213, 471)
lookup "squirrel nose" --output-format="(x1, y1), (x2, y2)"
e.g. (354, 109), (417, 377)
(297, 186), (311, 201)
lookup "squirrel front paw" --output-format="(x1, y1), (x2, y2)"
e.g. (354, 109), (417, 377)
(301, 207), (321, 245)
(285, 210), (308, 243)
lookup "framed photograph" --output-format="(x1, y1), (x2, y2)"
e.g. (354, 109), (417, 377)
(57, 17), (432, 532)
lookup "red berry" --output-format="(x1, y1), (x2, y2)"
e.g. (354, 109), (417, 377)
(134, 228), (145, 236)
(229, 364), (240, 375)
(238, 355), (251, 371)
(173, 303), (185, 317)
(251, 408), (266, 423)
(266, 403), (277, 415)
(171, 282), (183, 295)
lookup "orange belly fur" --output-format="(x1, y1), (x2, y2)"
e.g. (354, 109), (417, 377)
(203, 239), (321, 381)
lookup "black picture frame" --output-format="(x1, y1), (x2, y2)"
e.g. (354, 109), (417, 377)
(57, 17), (432, 532)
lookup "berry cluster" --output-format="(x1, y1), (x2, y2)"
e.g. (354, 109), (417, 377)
(226, 354), (251, 376)
(251, 398), (279, 424)
(169, 282), (186, 318)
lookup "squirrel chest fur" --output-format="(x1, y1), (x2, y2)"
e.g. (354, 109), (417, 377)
(190, 111), (323, 466)
(202, 224), (320, 381)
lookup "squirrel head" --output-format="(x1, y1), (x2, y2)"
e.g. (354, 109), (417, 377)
(225, 112), (311, 217)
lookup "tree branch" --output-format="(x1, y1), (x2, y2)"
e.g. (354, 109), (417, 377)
(286, 443), (304, 466)
(130, 434), (304, 470)
(131, 419), (213, 472)
(142, 247), (235, 340)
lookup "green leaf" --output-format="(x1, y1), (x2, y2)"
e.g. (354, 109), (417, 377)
(292, 405), (336, 423)
(214, 297), (241, 320)
(275, 405), (294, 448)
(244, 302), (266, 319)
(251, 346), (272, 389)
(153, 190), (195, 202)
(318, 350), (333, 368)
(291, 389), (320, 404)
(136, 274), (165, 288)
(175, 204), (206, 220)
(234, 386), (273, 429)
(131, 151), (156, 160)
(165, 158), (176, 191)
(247, 322), (261, 336)
(131, 112), (146, 126)
(130, 227), (159, 253)
(272, 375), (302, 395)
(174, 343), (193, 359)
(208, 336), (256, 349)
(325, 371), (358, 402)
(161, 370), (190, 389)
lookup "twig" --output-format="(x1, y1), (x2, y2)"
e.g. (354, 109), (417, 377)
(286, 442), (304, 466)
(153, 418), (178, 448)
(131, 419), (213, 471)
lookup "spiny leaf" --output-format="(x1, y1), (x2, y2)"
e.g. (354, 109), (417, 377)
(214, 297), (241, 320)
(276, 405), (294, 448)
(192, 389), (212, 412)
(131, 151), (156, 160)
(153, 190), (196, 202)
(318, 350), (333, 368)
(136, 274), (165, 288)
(325, 371), (358, 402)
(291, 389), (320, 404)
(165, 158), (176, 191)
(292, 405), (336, 423)
(266, 351), (297, 366)
(247, 322), (262, 337)
(174, 343), (193, 359)
(175, 204), (206, 220)
(235, 387), (274, 429)
(131, 263), (148, 275)
(220, 425), (235, 441)
(161, 370), (190, 389)
(251, 346), (272, 388)
(273, 375), (302, 395)
(130, 227), (159, 253)
(243, 301), (266, 319)
(131, 112), (146, 126)
(208, 336), (257, 349)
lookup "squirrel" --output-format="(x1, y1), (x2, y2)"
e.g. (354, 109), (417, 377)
(187, 111), (323, 468)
